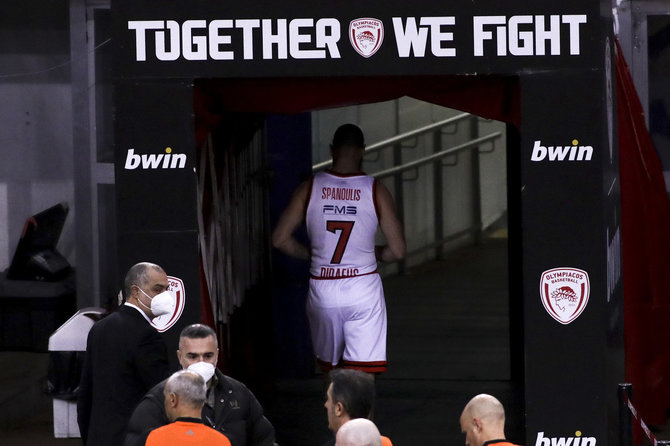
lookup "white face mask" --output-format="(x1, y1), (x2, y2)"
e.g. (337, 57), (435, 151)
(187, 361), (216, 383)
(137, 287), (174, 317)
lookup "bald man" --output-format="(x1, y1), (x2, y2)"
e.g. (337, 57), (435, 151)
(336, 419), (382, 446)
(459, 394), (520, 446)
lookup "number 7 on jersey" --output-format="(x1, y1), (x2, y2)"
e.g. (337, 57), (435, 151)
(326, 220), (355, 264)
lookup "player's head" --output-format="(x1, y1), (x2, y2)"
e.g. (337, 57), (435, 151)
(332, 124), (365, 150)
(335, 418), (382, 446)
(459, 394), (507, 446)
(325, 369), (375, 432)
(330, 124), (366, 166)
(163, 370), (207, 422)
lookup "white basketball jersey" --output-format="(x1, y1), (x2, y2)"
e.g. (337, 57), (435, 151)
(306, 171), (379, 278)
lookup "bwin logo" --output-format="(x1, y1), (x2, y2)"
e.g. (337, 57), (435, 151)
(124, 148), (187, 170)
(535, 431), (596, 446)
(531, 139), (593, 162)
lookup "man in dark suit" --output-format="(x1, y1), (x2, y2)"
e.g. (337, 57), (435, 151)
(77, 262), (172, 446)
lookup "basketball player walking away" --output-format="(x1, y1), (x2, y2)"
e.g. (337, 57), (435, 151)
(272, 123), (406, 374)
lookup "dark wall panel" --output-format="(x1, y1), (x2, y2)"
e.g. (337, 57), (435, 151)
(114, 80), (201, 370)
(520, 71), (610, 445)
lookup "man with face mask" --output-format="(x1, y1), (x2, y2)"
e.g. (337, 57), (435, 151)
(124, 324), (275, 446)
(77, 262), (172, 446)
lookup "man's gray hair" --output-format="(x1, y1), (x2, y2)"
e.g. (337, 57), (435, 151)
(179, 323), (217, 342)
(123, 262), (165, 299)
(165, 370), (207, 408)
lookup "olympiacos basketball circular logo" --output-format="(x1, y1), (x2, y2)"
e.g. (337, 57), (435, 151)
(151, 275), (185, 332)
(349, 18), (384, 58)
(540, 268), (590, 325)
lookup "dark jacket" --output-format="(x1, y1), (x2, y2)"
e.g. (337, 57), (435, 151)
(124, 369), (275, 446)
(77, 305), (170, 446)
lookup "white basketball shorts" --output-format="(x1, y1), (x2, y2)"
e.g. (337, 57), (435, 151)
(306, 273), (387, 373)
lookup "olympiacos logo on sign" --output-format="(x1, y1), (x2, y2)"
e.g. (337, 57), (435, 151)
(349, 18), (384, 57)
(151, 276), (186, 332)
(540, 267), (590, 325)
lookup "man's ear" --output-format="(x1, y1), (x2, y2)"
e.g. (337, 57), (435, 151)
(334, 401), (344, 417)
(167, 393), (178, 409)
(127, 285), (137, 302)
(473, 417), (483, 433)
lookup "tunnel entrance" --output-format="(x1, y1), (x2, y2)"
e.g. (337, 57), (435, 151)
(113, 2), (621, 444)
(191, 87), (522, 444)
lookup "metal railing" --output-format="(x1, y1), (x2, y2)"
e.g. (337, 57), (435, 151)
(312, 113), (504, 271)
(373, 133), (501, 179)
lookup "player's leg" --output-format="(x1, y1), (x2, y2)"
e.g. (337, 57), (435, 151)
(306, 279), (346, 372)
(340, 274), (388, 373)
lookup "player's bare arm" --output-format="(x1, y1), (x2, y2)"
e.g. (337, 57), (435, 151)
(271, 180), (311, 260)
(375, 180), (406, 262)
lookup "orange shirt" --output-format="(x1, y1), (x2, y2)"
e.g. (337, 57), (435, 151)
(382, 435), (393, 446)
(146, 418), (231, 446)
